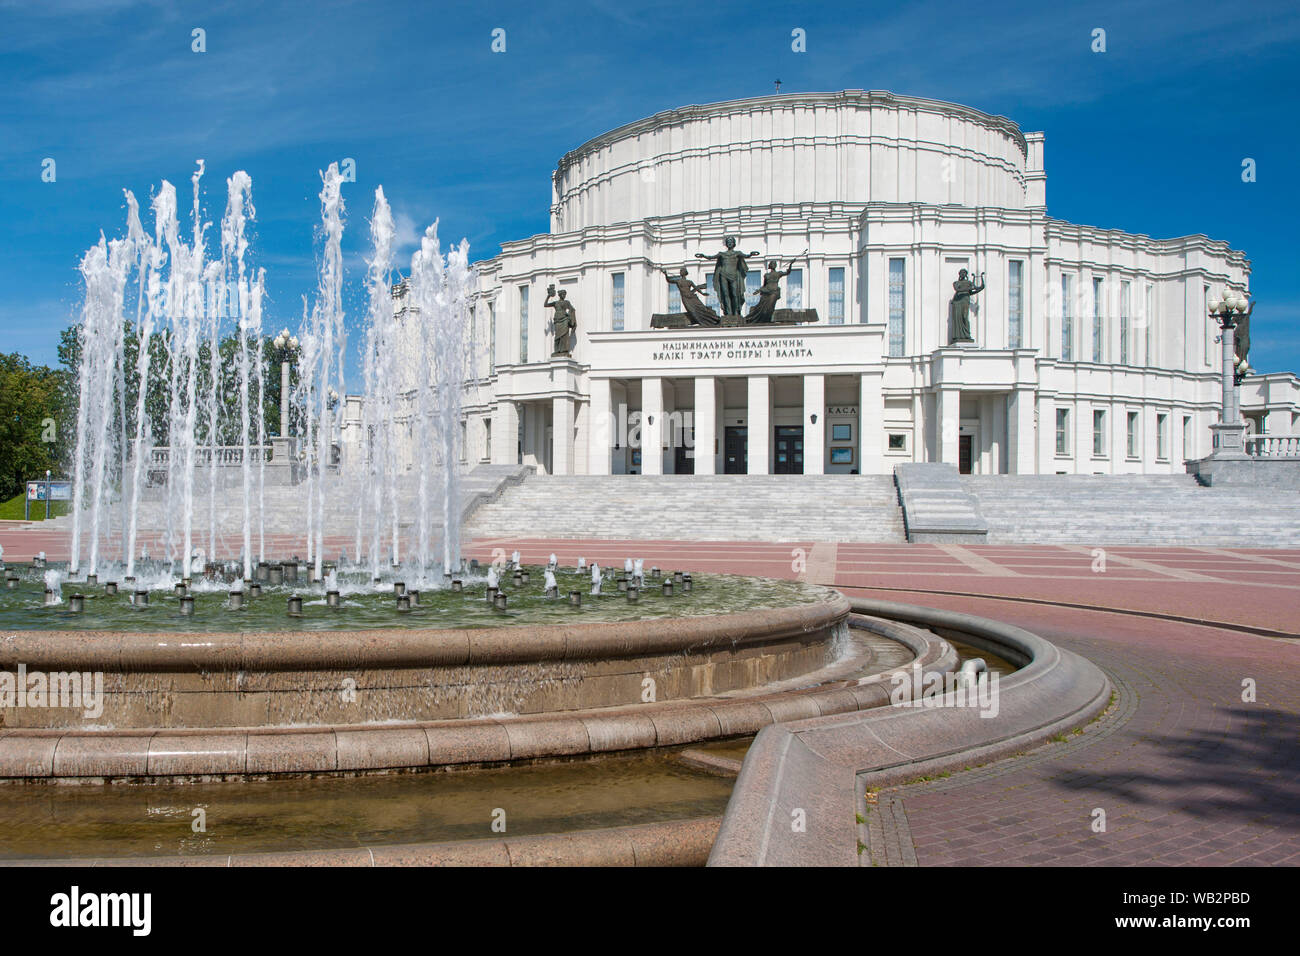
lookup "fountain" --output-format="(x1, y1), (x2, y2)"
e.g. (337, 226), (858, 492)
(0, 163), (1017, 869)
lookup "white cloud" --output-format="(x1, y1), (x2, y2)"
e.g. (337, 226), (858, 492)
(392, 210), (422, 252)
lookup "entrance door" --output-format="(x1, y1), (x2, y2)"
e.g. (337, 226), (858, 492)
(959, 434), (973, 474)
(674, 425), (695, 475)
(724, 426), (747, 474)
(774, 426), (804, 474)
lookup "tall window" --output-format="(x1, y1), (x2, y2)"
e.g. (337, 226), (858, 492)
(1092, 277), (1104, 363)
(1126, 411), (1140, 458)
(667, 276), (681, 313)
(1061, 273), (1074, 361)
(1156, 413), (1168, 460)
(1183, 415), (1193, 458)
(705, 273), (718, 312)
(1144, 284), (1154, 367)
(1203, 283), (1213, 366)
(611, 272), (625, 331)
(1119, 280), (1131, 365)
(787, 269), (803, 309)
(746, 271), (761, 313)
(488, 300), (497, 373)
(518, 285), (529, 363)
(1055, 408), (1070, 456)
(1093, 409), (1107, 457)
(484, 419), (492, 461)
(828, 267), (845, 325)
(1008, 260), (1024, 348)
(888, 258), (905, 356)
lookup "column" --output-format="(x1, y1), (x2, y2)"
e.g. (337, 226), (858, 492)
(978, 395), (994, 474)
(803, 374), (825, 474)
(1008, 387), (1036, 474)
(991, 396), (1007, 473)
(520, 404), (539, 471)
(642, 376), (664, 475)
(492, 400), (519, 465)
(552, 395), (574, 476)
(859, 370), (884, 473)
(936, 387), (960, 465)
(588, 379), (611, 475)
(693, 376), (717, 475)
(747, 375), (770, 474)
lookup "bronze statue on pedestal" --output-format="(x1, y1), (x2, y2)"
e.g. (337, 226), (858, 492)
(695, 236), (761, 317)
(745, 251), (807, 323)
(661, 268), (720, 327)
(948, 268), (985, 344)
(544, 284), (577, 355)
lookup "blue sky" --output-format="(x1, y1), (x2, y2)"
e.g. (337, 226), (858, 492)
(2, 0), (1298, 378)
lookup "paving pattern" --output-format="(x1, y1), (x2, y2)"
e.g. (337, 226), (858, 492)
(460, 537), (1300, 866)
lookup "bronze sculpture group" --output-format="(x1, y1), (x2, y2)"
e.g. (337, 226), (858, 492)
(658, 238), (809, 326)
(542, 250), (996, 346)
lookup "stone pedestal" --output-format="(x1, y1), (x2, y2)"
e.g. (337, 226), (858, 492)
(1208, 421), (1249, 460)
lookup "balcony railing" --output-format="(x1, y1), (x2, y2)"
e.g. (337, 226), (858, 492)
(1245, 434), (1300, 459)
(145, 445), (275, 467)
(139, 440), (340, 486)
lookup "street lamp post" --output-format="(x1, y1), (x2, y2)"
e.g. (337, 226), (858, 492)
(271, 329), (300, 472)
(272, 329), (300, 438)
(1206, 290), (1253, 460)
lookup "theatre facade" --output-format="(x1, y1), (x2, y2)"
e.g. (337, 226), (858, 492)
(389, 90), (1300, 477)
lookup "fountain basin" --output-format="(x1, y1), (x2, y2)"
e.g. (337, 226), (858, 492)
(0, 591), (851, 731)
(0, 599), (957, 781)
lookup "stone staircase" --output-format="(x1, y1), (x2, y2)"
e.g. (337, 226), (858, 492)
(894, 463), (988, 543)
(962, 474), (1300, 547)
(466, 474), (907, 542)
(44, 465), (531, 538)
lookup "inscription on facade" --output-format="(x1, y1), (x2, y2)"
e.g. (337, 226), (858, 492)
(649, 337), (814, 364)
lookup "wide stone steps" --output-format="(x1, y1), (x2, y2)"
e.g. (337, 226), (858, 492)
(467, 474), (907, 542)
(961, 474), (1300, 546)
(60, 465), (531, 540)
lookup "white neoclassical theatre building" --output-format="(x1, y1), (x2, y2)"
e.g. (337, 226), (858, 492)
(391, 90), (1300, 477)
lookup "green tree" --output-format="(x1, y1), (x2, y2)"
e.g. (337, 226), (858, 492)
(57, 323), (296, 454)
(0, 353), (70, 498)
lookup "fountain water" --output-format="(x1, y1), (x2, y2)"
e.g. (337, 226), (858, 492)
(56, 160), (487, 607)
(67, 162), (274, 582)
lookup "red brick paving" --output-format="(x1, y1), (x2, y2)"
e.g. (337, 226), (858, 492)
(848, 592), (1300, 866)
(461, 535), (1300, 866)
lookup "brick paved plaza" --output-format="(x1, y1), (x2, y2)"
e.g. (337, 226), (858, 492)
(457, 536), (1299, 866)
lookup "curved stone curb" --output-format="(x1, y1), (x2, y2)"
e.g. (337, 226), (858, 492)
(0, 612), (953, 781)
(707, 597), (1111, 867)
(0, 591), (850, 672)
(1, 816), (722, 868)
